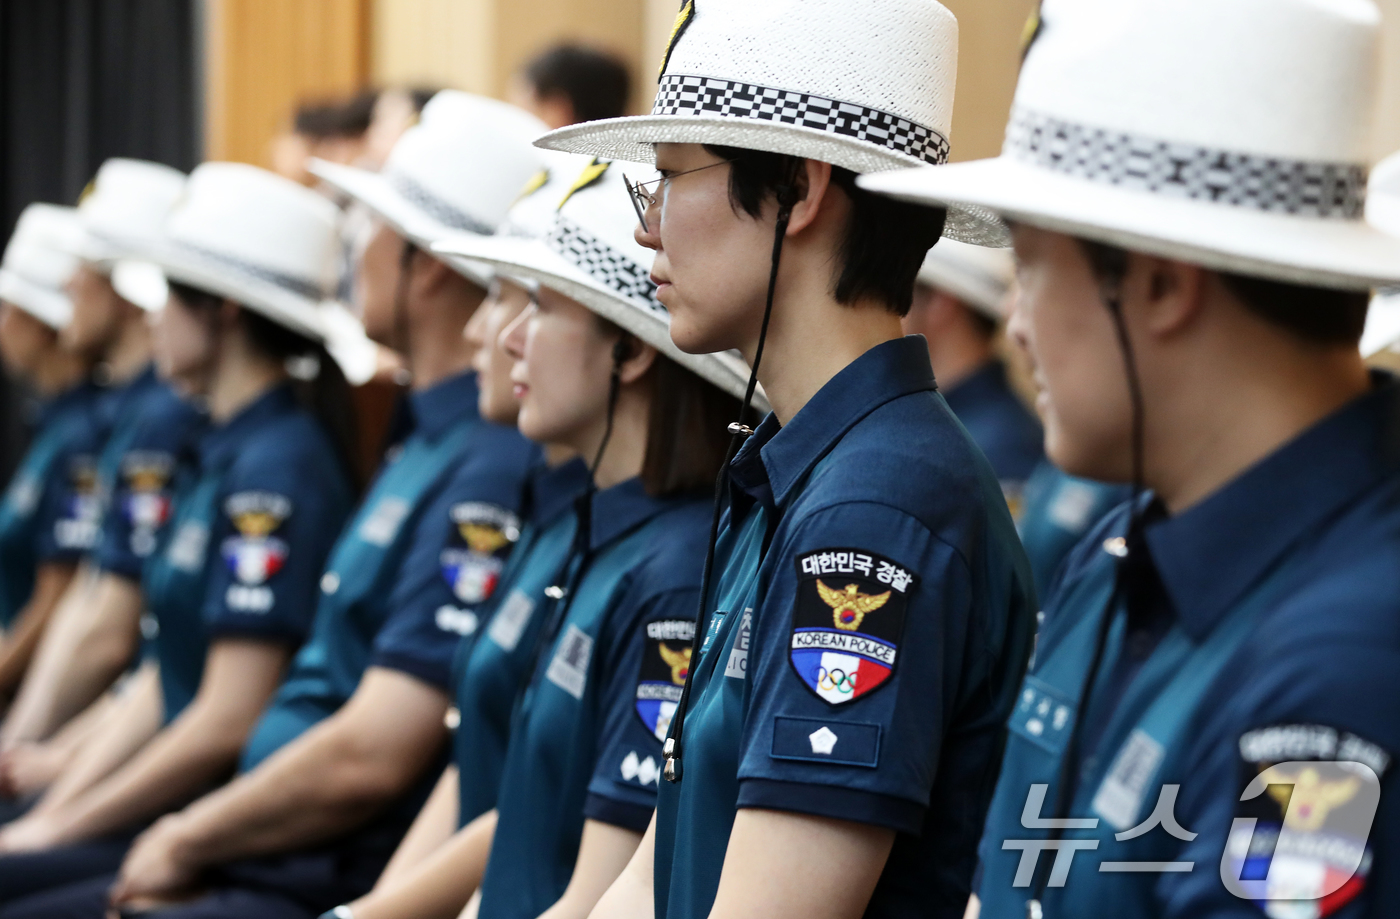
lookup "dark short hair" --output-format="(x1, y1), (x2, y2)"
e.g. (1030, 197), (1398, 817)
(524, 44), (631, 124)
(703, 145), (946, 317)
(1076, 239), (1369, 346)
(293, 90), (378, 140)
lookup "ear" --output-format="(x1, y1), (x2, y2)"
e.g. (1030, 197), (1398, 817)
(412, 252), (456, 297)
(616, 339), (658, 386)
(217, 298), (243, 330)
(1130, 253), (1205, 339)
(784, 158), (834, 237)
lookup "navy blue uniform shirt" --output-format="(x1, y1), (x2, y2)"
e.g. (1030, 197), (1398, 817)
(476, 479), (710, 919)
(1016, 459), (1129, 598)
(142, 385), (352, 721)
(452, 455), (591, 827)
(977, 373), (1400, 919)
(0, 380), (104, 626)
(941, 358), (1044, 513)
(654, 337), (1037, 919)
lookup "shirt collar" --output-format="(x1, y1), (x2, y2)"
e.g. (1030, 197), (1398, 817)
(199, 384), (299, 470)
(730, 336), (938, 509)
(940, 359), (1007, 416)
(1144, 372), (1400, 640)
(585, 476), (693, 552)
(528, 456), (591, 528)
(38, 378), (99, 426)
(408, 371), (481, 440)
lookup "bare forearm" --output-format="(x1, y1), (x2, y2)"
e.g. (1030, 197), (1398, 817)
(376, 765), (460, 890)
(351, 809), (497, 919)
(540, 820), (644, 919)
(0, 564), (76, 696)
(586, 816), (656, 919)
(32, 664), (162, 816)
(2, 574), (141, 745)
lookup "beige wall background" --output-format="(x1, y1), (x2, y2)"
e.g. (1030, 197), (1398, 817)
(205, 0), (1400, 171)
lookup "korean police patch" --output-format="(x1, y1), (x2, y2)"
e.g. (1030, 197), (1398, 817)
(439, 502), (520, 606)
(1226, 723), (1390, 916)
(121, 451), (175, 556)
(790, 549), (916, 706)
(635, 618), (695, 741)
(220, 492), (292, 585)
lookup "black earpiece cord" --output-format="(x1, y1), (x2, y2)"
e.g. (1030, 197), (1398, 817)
(1025, 281), (1147, 919)
(665, 168), (802, 783)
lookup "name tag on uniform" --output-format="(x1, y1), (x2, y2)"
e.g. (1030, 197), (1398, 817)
(724, 609), (752, 679)
(1091, 728), (1165, 831)
(545, 624), (593, 700)
(487, 589), (534, 651)
(6, 476), (39, 516)
(358, 497), (410, 547)
(167, 521), (209, 572)
(1009, 675), (1077, 755)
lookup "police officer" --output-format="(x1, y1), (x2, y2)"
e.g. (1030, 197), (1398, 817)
(904, 238), (1044, 513)
(0, 161), (203, 776)
(861, 0), (1400, 915)
(21, 93), (547, 919)
(0, 206), (104, 698)
(537, 2), (1037, 917)
(0, 163), (360, 907)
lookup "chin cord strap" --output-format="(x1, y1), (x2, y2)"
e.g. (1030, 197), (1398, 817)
(1025, 274), (1147, 919)
(665, 170), (802, 784)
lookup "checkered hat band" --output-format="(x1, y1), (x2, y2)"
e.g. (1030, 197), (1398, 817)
(545, 219), (664, 315)
(387, 172), (495, 236)
(173, 241), (326, 300)
(1005, 108), (1367, 219)
(653, 74), (950, 166)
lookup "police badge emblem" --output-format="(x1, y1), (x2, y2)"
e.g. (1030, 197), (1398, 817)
(55, 457), (101, 550)
(636, 618), (696, 741)
(220, 491), (292, 585)
(439, 502), (520, 606)
(122, 452), (175, 555)
(790, 548), (916, 706)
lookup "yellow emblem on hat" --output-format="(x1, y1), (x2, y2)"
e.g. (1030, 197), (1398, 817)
(817, 580), (890, 632)
(513, 169), (551, 207)
(659, 0), (696, 77)
(460, 522), (510, 555)
(659, 643), (692, 685)
(1020, 1), (1044, 60)
(558, 158), (610, 209)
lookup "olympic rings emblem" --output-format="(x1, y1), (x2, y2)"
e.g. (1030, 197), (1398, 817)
(817, 667), (858, 695)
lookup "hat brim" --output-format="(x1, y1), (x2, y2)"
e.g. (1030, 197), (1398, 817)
(109, 260), (169, 313)
(432, 231), (766, 411)
(309, 159), (494, 288)
(1362, 293), (1400, 358)
(147, 241), (327, 344)
(860, 156), (1400, 291)
(535, 115), (1009, 248)
(0, 270), (72, 329)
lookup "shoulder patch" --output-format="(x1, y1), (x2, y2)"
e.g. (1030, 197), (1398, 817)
(440, 502), (521, 605)
(220, 491), (292, 585)
(122, 451), (176, 555)
(636, 618), (696, 741)
(1224, 723), (1389, 914)
(789, 548), (917, 706)
(55, 456), (101, 550)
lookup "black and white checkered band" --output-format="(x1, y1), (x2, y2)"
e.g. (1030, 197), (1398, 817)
(387, 172), (495, 236)
(545, 219), (664, 315)
(1005, 108), (1367, 219)
(653, 74), (950, 166)
(173, 241), (325, 301)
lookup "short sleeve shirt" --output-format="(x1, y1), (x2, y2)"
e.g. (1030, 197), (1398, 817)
(977, 374), (1400, 919)
(143, 385), (353, 721)
(475, 481), (711, 919)
(653, 337), (1038, 919)
(0, 381), (104, 625)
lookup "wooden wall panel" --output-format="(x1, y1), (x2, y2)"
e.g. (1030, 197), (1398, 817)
(204, 0), (369, 166)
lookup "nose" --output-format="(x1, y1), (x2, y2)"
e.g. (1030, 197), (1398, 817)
(635, 203), (662, 252)
(499, 302), (531, 361)
(1005, 287), (1031, 358)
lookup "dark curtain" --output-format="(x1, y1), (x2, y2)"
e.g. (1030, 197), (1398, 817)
(0, 0), (199, 486)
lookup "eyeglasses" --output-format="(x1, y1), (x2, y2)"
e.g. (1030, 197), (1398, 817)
(624, 159), (735, 233)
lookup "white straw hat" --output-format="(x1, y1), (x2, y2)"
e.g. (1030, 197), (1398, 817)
(534, 0), (1003, 247)
(1362, 150), (1400, 356)
(433, 160), (765, 409)
(70, 159), (187, 280)
(917, 239), (1014, 320)
(0, 204), (86, 329)
(149, 162), (378, 383)
(308, 91), (547, 287)
(860, 0), (1400, 291)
